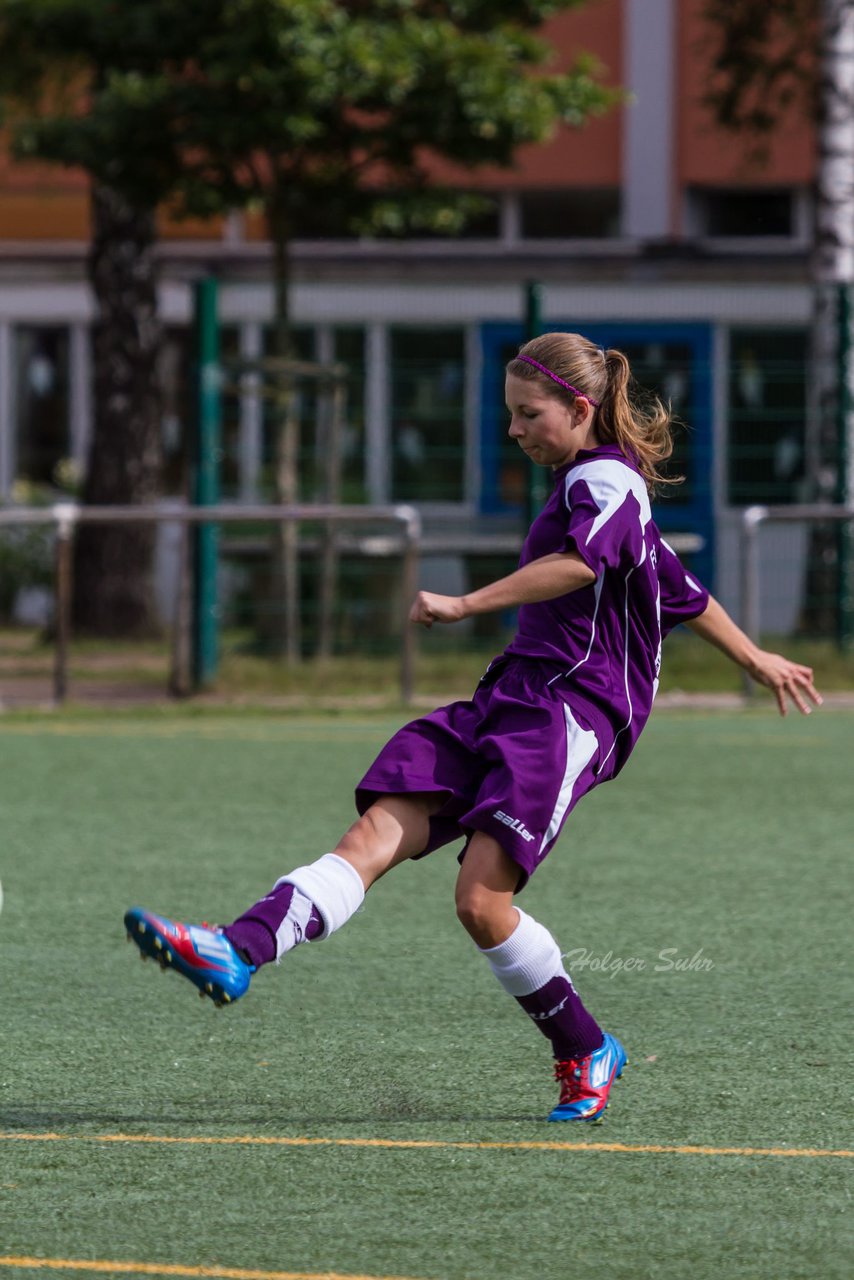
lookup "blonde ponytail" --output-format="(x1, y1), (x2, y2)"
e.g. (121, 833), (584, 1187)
(597, 348), (681, 493)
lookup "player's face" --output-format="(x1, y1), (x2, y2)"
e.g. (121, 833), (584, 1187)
(505, 374), (592, 469)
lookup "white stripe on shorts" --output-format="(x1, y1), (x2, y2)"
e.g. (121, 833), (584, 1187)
(539, 705), (599, 855)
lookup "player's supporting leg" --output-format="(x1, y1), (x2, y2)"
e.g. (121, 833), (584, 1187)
(125, 794), (443, 1005)
(455, 834), (626, 1122)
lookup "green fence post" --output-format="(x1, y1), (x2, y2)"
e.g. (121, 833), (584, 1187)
(524, 281), (548, 525)
(192, 277), (221, 687)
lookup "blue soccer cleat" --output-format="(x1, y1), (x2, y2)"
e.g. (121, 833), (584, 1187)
(548, 1031), (628, 1122)
(124, 907), (254, 1007)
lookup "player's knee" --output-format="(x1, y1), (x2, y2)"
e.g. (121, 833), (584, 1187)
(334, 811), (378, 862)
(332, 795), (438, 887)
(455, 882), (497, 940)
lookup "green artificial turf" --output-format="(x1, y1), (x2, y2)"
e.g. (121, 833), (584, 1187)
(0, 709), (851, 1280)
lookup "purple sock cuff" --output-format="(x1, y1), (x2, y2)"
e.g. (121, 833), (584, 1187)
(224, 919), (276, 969)
(225, 881), (296, 968)
(224, 881), (325, 969)
(516, 974), (603, 1061)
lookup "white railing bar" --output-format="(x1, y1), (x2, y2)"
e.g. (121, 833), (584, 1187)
(0, 503), (422, 705)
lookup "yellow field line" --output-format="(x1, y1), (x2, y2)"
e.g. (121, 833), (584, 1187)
(0, 1131), (851, 1160)
(0, 1259), (423, 1280)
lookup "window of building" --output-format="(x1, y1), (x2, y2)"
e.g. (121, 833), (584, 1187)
(218, 327), (249, 498)
(689, 188), (797, 238)
(333, 328), (367, 503)
(159, 325), (241, 496)
(519, 189), (621, 239)
(290, 195), (501, 241)
(368, 193), (501, 240)
(13, 326), (70, 490)
(390, 328), (466, 503)
(257, 326), (320, 501)
(158, 327), (190, 495)
(616, 340), (698, 509)
(449, 199), (501, 239)
(290, 200), (358, 240)
(728, 328), (807, 505)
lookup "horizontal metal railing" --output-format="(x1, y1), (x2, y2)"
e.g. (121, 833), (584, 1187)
(740, 503), (854, 642)
(0, 502), (422, 705)
(0, 502), (711, 708)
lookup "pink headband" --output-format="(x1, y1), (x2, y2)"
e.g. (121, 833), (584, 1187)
(515, 355), (601, 407)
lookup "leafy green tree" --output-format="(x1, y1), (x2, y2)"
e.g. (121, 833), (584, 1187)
(0, 0), (616, 638)
(703, 0), (854, 638)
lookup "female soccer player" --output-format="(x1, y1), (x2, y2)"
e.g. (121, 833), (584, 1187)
(125, 332), (821, 1123)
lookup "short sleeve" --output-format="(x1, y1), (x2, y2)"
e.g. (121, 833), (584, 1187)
(659, 539), (709, 634)
(563, 465), (650, 576)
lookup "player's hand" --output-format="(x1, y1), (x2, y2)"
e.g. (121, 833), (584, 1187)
(409, 590), (468, 628)
(747, 651), (823, 716)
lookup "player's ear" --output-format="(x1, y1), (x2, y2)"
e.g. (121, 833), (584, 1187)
(573, 397), (592, 425)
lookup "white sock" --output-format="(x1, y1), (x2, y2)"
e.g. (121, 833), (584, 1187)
(276, 852), (365, 941)
(479, 908), (570, 997)
(275, 885), (317, 959)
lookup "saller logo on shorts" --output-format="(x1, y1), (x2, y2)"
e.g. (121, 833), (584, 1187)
(493, 810), (535, 842)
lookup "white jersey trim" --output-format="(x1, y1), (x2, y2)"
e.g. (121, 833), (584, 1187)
(661, 537), (703, 594)
(539, 704), (599, 855)
(547, 573), (605, 688)
(597, 563), (638, 775)
(564, 458), (652, 542)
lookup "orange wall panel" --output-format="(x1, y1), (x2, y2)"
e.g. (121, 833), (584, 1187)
(418, 0), (624, 190)
(0, 192), (90, 240)
(677, 0), (815, 186)
(244, 209), (268, 243)
(0, 147), (89, 193)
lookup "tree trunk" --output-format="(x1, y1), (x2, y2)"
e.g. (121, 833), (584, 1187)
(72, 182), (163, 636)
(801, 0), (854, 636)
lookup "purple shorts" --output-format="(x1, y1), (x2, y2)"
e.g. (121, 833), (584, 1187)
(356, 657), (605, 887)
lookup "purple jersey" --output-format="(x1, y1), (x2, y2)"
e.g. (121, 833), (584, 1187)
(505, 444), (709, 777)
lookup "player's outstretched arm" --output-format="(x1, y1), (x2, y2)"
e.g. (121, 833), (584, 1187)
(409, 551), (596, 628)
(686, 595), (823, 716)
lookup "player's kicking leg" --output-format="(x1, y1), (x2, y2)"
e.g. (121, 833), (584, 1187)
(124, 794), (442, 1006)
(456, 833), (627, 1122)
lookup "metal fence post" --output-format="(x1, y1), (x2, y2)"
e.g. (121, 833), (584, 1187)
(52, 505), (77, 705)
(169, 515), (193, 698)
(193, 277), (221, 687)
(838, 282), (854, 647)
(398, 505), (421, 706)
(740, 506), (766, 700)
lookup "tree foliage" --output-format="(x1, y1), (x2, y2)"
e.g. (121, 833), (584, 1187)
(703, 0), (820, 135)
(0, 0), (618, 236)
